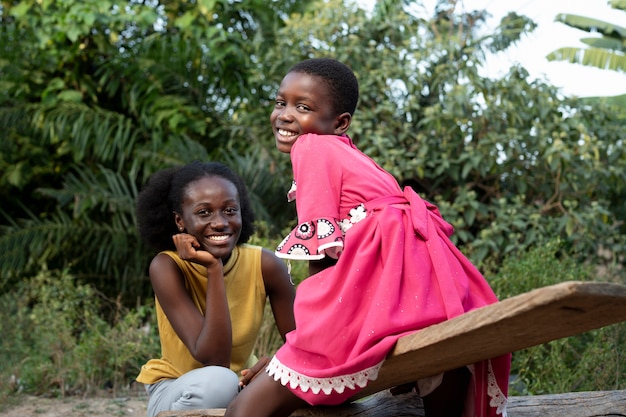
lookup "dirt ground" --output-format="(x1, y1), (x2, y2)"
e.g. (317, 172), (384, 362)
(0, 392), (148, 417)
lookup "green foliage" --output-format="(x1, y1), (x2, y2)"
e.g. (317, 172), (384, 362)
(0, 268), (159, 397)
(509, 326), (626, 395)
(1, 2), (624, 399)
(237, 0), (626, 270)
(0, 164), (151, 299)
(1, 0), (625, 338)
(487, 240), (626, 395)
(0, 0), (308, 299)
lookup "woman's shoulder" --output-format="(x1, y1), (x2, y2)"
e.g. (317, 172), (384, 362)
(238, 243), (262, 256)
(235, 245), (289, 288)
(235, 244), (265, 269)
(158, 249), (178, 258)
(236, 244), (284, 267)
(150, 250), (178, 266)
(239, 244), (282, 266)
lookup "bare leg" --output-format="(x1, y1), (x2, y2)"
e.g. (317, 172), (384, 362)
(225, 371), (307, 417)
(422, 367), (470, 417)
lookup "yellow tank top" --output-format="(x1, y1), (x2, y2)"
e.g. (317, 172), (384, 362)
(136, 244), (266, 384)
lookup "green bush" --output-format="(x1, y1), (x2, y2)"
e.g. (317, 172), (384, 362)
(487, 239), (626, 395)
(0, 268), (159, 402)
(2, 236), (623, 405)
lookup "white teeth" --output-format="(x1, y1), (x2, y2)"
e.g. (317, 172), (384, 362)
(208, 235), (229, 241)
(278, 129), (296, 137)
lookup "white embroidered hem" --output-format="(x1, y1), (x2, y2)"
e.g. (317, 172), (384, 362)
(487, 360), (508, 416)
(266, 356), (382, 395)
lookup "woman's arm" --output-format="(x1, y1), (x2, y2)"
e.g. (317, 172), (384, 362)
(149, 234), (232, 366)
(239, 249), (295, 387)
(260, 248), (296, 340)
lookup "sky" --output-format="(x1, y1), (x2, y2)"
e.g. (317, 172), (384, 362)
(358, 0), (626, 98)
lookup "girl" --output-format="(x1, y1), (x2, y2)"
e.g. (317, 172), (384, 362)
(226, 59), (510, 417)
(135, 161), (296, 417)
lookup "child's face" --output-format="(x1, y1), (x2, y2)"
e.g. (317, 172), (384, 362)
(175, 176), (242, 261)
(271, 71), (344, 153)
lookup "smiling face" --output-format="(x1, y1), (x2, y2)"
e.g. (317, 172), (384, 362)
(174, 175), (242, 261)
(270, 71), (351, 153)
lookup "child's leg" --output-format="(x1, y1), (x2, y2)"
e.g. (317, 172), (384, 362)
(422, 367), (470, 417)
(225, 371), (307, 417)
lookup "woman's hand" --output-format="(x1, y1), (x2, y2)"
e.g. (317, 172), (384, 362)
(239, 356), (271, 388)
(156, 234), (231, 366)
(172, 233), (221, 269)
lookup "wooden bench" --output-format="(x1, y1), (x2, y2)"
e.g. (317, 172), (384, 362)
(156, 389), (626, 416)
(157, 281), (626, 417)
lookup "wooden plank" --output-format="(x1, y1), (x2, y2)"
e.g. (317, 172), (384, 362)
(156, 281), (626, 417)
(355, 281), (626, 398)
(506, 389), (626, 417)
(155, 389), (626, 417)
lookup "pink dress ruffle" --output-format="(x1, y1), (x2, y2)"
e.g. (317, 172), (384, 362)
(271, 134), (510, 416)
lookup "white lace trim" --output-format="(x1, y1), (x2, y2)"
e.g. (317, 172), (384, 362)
(287, 180), (297, 202)
(338, 204), (367, 233)
(487, 359), (508, 416)
(266, 356), (382, 395)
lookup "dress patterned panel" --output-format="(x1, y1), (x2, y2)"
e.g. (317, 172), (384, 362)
(276, 134), (399, 261)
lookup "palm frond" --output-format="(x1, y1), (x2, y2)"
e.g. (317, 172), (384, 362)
(580, 36), (624, 51)
(0, 208), (75, 282)
(547, 46), (626, 72)
(554, 13), (626, 40)
(37, 164), (138, 226)
(610, 0), (626, 11)
(32, 102), (140, 167)
(0, 164), (150, 294)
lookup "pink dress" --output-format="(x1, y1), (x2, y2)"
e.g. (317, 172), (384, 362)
(268, 134), (510, 416)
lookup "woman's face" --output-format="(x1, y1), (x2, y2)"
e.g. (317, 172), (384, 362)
(175, 175), (242, 261)
(270, 71), (343, 153)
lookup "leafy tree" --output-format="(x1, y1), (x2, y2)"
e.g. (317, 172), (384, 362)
(236, 0), (626, 266)
(1, 1), (624, 399)
(0, 0), (308, 299)
(1, 0), (624, 305)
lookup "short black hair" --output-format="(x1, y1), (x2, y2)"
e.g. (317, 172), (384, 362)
(287, 58), (359, 116)
(136, 161), (255, 252)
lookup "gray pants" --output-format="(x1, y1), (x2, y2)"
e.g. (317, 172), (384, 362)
(145, 366), (240, 417)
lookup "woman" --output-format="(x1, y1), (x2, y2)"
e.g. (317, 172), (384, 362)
(135, 161), (295, 417)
